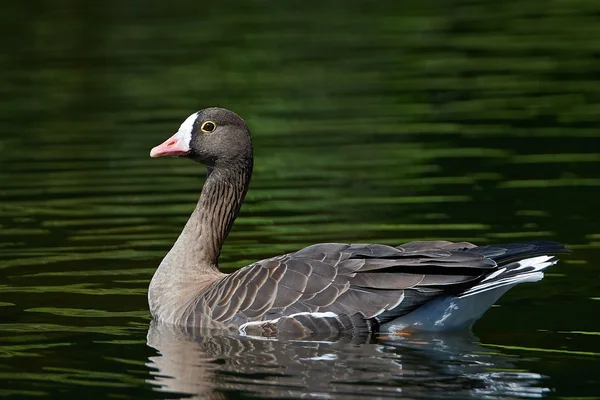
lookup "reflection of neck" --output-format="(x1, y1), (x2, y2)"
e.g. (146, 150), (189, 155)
(147, 321), (224, 399)
(148, 159), (252, 323)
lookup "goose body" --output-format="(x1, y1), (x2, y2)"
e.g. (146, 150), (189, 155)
(149, 107), (568, 338)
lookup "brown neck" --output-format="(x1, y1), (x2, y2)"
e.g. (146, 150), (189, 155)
(148, 158), (252, 323)
(170, 161), (252, 273)
(189, 163), (251, 267)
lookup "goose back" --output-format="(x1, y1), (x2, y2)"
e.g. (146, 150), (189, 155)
(180, 240), (568, 338)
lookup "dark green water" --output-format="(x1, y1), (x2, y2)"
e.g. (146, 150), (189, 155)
(1, 1), (599, 398)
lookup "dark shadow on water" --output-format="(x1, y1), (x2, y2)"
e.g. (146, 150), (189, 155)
(146, 321), (549, 399)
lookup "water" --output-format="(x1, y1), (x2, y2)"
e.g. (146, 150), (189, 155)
(1, 1), (599, 398)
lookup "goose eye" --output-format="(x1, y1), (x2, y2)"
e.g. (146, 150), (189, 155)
(201, 121), (216, 133)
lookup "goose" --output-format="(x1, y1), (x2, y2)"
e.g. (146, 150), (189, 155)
(148, 107), (569, 338)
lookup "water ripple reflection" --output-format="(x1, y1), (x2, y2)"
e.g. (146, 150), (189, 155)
(147, 322), (549, 399)
(2, 0), (600, 398)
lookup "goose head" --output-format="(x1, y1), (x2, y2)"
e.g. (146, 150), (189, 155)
(150, 107), (252, 168)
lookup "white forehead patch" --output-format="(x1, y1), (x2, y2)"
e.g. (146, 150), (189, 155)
(176, 112), (198, 146)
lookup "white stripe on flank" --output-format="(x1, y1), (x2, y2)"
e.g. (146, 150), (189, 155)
(238, 320), (268, 334)
(238, 311), (339, 335)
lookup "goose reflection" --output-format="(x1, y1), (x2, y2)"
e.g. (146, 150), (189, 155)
(146, 321), (548, 399)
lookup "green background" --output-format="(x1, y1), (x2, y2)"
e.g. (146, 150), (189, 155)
(0, 1), (599, 398)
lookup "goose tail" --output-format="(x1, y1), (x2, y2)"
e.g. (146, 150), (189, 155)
(382, 252), (562, 333)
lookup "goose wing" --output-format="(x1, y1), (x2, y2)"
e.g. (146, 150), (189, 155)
(191, 241), (512, 336)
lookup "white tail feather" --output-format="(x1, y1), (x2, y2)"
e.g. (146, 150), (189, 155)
(460, 255), (557, 298)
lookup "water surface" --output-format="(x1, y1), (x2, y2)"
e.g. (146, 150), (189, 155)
(1, 1), (599, 398)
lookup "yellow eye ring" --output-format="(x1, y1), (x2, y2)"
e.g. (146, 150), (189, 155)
(201, 121), (217, 133)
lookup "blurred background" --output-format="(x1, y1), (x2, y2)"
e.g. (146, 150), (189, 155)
(0, 0), (598, 399)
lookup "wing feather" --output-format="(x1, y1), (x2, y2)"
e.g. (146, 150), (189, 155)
(186, 240), (567, 336)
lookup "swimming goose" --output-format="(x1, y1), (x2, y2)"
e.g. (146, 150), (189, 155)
(148, 107), (569, 338)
